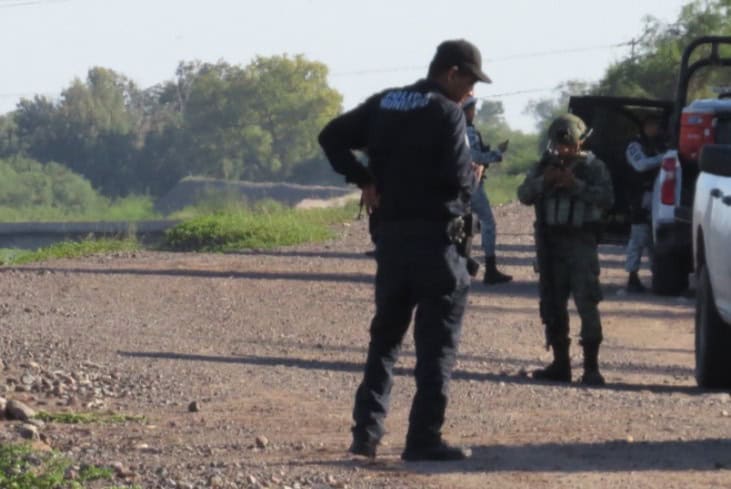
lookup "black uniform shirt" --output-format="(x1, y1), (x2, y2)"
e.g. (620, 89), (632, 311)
(318, 79), (476, 222)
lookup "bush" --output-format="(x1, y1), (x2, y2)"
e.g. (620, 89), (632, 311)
(0, 238), (139, 266)
(165, 201), (358, 251)
(0, 443), (113, 488)
(0, 156), (160, 222)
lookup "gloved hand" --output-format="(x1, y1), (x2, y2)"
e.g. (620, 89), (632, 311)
(554, 168), (576, 189)
(543, 166), (562, 189)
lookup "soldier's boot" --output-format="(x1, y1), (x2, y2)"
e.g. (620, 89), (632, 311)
(348, 437), (378, 459)
(532, 339), (571, 382)
(349, 427), (378, 459)
(401, 439), (472, 462)
(626, 271), (646, 293)
(579, 341), (606, 386)
(483, 255), (512, 285)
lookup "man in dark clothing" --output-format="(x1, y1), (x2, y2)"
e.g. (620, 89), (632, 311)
(624, 116), (665, 293)
(318, 39), (489, 461)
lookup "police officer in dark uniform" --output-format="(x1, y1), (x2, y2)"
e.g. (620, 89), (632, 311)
(318, 39), (490, 461)
(624, 115), (665, 292)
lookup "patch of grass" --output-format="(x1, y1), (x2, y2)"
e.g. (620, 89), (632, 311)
(0, 238), (139, 266)
(484, 172), (523, 206)
(0, 443), (113, 489)
(0, 195), (160, 223)
(35, 411), (147, 425)
(165, 200), (359, 252)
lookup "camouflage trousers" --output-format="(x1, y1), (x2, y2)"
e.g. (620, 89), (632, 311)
(624, 223), (653, 273)
(541, 230), (604, 346)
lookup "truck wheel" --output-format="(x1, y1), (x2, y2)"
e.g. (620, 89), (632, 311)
(650, 249), (689, 295)
(695, 265), (731, 388)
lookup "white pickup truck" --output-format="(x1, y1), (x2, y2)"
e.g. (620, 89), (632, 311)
(692, 144), (731, 388)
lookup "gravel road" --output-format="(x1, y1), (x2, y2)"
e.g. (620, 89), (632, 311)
(1, 202), (730, 489)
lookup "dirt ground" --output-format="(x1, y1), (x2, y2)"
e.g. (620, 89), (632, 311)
(1, 202), (731, 489)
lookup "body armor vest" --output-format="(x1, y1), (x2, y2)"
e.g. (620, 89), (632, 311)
(540, 154), (602, 228)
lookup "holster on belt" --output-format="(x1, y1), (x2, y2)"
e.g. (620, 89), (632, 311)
(448, 213), (481, 277)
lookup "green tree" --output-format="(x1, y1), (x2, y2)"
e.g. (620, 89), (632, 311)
(525, 80), (593, 145)
(473, 99), (540, 176)
(526, 1), (731, 135)
(13, 68), (145, 196)
(172, 55), (342, 181)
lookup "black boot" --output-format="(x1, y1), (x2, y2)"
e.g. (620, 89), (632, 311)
(580, 341), (605, 386)
(349, 427), (378, 458)
(349, 437), (378, 458)
(626, 271), (646, 293)
(483, 255), (512, 284)
(533, 339), (571, 382)
(401, 439), (472, 462)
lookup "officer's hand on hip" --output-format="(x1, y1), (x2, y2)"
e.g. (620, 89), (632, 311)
(361, 184), (380, 214)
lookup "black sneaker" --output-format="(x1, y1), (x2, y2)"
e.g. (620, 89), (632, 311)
(349, 438), (377, 458)
(401, 440), (472, 462)
(483, 269), (513, 285)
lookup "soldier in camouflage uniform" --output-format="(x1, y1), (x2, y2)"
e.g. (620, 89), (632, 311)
(517, 114), (614, 386)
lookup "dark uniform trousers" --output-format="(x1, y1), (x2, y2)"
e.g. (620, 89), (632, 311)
(352, 223), (470, 446)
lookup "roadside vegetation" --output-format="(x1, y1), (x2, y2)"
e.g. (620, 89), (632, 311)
(34, 411), (147, 425)
(0, 239), (139, 266)
(165, 199), (358, 251)
(0, 198), (360, 263)
(0, 443), (117, 489)
(485, 173), (523, 207)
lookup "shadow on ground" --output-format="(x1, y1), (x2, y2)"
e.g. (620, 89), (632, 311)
(307, 438), (731, 473)
(117, 351), (701, 395)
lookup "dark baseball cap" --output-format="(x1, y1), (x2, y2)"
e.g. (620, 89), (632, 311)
(431, 39), (492, 83)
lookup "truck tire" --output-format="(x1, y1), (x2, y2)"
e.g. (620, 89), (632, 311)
(695, 265), (731, 388)
(651, 248), (689, 295)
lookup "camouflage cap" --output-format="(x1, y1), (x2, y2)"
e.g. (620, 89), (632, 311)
(548, 113), (589, 146)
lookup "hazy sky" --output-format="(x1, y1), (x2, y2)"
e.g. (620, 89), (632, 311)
(0, 0), (690, 132)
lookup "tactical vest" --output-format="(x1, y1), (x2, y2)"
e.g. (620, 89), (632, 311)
(628, 136), (663, 223)
(540, 154), (603, 228)
(629, 136), (662, 192)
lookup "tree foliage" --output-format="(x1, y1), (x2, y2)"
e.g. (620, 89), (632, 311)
(7, 55), (343, 197)
(473, 100), (541, 176)
(526, 0), (731, 133)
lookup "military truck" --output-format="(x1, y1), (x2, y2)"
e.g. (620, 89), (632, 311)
(568, 36), (731, 295)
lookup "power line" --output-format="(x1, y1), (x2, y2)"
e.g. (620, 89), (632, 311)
(329, 41), (632, 78)
(478, 87), (558, 99)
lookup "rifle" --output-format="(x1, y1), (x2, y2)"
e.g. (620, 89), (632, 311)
(534, 150), (560, 349)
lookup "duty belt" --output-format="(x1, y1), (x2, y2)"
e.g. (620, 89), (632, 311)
(378, 219), (452, 237)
